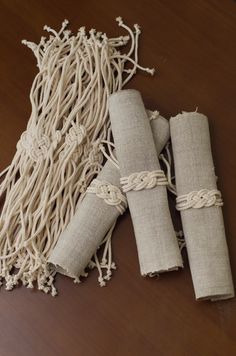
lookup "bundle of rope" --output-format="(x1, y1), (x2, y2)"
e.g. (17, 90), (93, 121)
(0, 18), (154, 295)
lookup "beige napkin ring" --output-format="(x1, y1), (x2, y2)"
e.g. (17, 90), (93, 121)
(176, 189), (223, 210)
(48, 108), (172, 285)
(109, 89), (183, 276)
(120, 170), (168, 192)
(87, 179), (127, 214)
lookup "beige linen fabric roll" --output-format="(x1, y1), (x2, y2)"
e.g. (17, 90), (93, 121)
(48, 110), (170, 279)
(170, 111), (234, 301)
(109, 89), (183, 276)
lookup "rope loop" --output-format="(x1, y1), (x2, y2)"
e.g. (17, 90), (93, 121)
(17, 131), (52, 162)
(65, 124), (86, 146)
(87, 179), (127, 214)
(120, 170), (168, 192)
(176, 189), (223, 211)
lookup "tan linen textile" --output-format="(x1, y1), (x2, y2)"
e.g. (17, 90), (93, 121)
(109, 89), (183, 276)
(48, 110), (171, 278)
(170, 111), (234, 300)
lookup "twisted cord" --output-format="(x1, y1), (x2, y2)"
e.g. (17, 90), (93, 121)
(87, 179), (127, 214)
(0, 18), (153, 294)
(176, 189), (223, 211)
(120, 170), (168, 193)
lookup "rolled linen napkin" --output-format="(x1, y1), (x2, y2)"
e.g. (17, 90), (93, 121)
(109, 89), (183, 276)
(48, 109), (171, 282)
(170, 111), (234, 301)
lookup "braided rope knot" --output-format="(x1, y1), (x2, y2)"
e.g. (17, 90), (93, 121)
(65, 124), (86, 146)
(176, 189), (223, 211)
(120, 170), (168, 193)
(17, 131), (51, 162)
(87, 179), (127, 214)
(59, 125), (87, 161)
(88, 143), (104, 165)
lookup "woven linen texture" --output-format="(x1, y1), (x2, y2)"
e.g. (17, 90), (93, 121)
(109, 89), (183, 276)
(49, 110), (171, 279)
(170, 111), (234, 300)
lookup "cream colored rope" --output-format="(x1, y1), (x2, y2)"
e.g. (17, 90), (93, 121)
(87, 179), (127, 214)
(120, 170), (168, 193)
(176, 189), (223, 211)
(0, 18), (154, 295)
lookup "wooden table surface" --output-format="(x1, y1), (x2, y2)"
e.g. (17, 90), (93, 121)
(0, 0), (236, 355)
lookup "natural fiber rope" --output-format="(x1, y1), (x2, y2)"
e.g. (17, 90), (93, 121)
(120, 170), (168, 193)
(176, 189), (223, 211)
(87, 179), (127, 214)
(0, 18), (154, 295)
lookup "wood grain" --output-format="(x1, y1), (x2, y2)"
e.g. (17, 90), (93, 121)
(0, 0), (236, 355)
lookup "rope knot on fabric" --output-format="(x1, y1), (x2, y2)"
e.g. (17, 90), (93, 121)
(120, 170), (168, 193)
(87, 179), (127, 214)
(176, 189), (223, 211)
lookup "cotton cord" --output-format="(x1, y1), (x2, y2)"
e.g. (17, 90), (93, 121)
(159, 142), (177, 196)
(120, 170), (168, 193)
(159, 142), (186, 252)
(0, 18), (154, 295)
(88, 221), (117, 287)
(176, 189), (223, 211)
(87, 179), (127, 214)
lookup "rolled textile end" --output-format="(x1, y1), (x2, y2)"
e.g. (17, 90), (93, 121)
(148, 110), (170, 154)
(170, 111), (234, 301)
(48, 108), (171, 280)
(109, 89), (183, 276)
(48, 158), (123, 280)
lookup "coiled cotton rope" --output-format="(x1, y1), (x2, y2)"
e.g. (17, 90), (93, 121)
(0, 18), (154, 295)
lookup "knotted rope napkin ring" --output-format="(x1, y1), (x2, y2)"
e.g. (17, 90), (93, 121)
(121, 170), (168, 193)
(109, 89), (183, 276)
(87, 179), (127, 214)
(176, 189), (223, 211)
(170, 111), (234, 301)
(48, 108), (172, 287)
